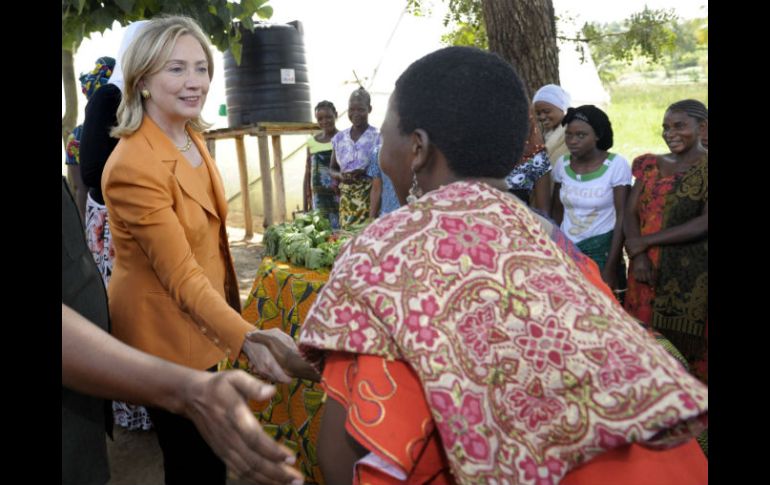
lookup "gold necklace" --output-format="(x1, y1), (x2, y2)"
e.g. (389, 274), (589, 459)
(175, 131), (193, 152)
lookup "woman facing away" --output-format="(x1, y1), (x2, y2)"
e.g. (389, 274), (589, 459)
(101, 15), (317, 484)
(303, 100), (340, 228)
(623, 99), (708, 384)
(551, 105), (632, 297)
(330, 87), (381, 228)
(298, 46), (707, 485)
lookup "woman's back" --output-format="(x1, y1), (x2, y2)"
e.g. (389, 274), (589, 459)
(301, 180), (707, 484)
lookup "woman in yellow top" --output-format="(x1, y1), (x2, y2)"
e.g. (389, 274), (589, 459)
(101, 15), (316, 484)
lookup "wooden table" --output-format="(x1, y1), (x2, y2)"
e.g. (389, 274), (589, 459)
(203, 122), (319, 238)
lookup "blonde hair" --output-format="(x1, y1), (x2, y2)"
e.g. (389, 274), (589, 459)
(111, 15), (214, 137)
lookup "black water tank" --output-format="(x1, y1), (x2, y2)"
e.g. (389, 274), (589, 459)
(223, 21), (312, 127)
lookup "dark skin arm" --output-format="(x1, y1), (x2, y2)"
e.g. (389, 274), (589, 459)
(62, 304), (303, 485)
(551, 182), (564, 224)
(304, 148), (312, 212)
(531, 172), (552, 214)
(330, 149), (342, 182)
(625, 202), (708, 258)
(370, 177), (382, 218)
(318, 397), (369, 484)
(624, 178), (655, 284)
(602, 184), (630, 290)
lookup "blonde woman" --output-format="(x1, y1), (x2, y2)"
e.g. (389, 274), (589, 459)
(101, 16), (316, 484)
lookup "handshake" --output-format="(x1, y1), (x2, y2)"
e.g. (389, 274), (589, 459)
(240, 328), (321, 383)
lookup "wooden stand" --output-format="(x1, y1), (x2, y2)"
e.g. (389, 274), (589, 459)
(203, 122), (319, 238)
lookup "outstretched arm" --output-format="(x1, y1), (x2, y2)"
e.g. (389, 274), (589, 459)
(62, 303), (303, 485)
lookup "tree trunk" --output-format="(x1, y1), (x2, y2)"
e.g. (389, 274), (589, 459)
(481, 0), (560, 98)
(62, 48), (78, 149)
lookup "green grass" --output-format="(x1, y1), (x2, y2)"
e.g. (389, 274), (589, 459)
(606, 83), (708, 163)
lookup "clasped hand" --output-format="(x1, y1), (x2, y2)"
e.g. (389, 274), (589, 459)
(241, 328), (320, 383)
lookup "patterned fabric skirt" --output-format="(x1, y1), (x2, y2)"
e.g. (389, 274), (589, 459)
(339, 178), (371, 229)
(85, 194), (114, 287)
(87, 195), (153, 431)
(311, 151), (340, 229)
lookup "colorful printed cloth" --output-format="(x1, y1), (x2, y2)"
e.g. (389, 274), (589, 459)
(505, 148), (551, 204)
(65, 57), (115, 167)
(65, 125), (83, 166)
(322, 354), (707, 485)
(339, 178), (372, 229)
(221, 258), (329, 484)
(84, 195), (115, 287)
(79, 56), (115, 100)
(300, 181), (707, 484)
(624, 154), (708, 384)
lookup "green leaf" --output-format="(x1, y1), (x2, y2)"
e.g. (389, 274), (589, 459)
(257, 5), (273, 19)
(229, 32), (242, 65)
(241, 0), (258, 14)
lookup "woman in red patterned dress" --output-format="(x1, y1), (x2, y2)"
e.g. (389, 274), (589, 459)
(624, 100), (708, 384)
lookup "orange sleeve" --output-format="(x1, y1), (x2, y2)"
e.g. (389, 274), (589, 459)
(322, 353), (452, 484)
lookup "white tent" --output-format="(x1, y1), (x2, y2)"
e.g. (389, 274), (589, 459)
(558, 39), (610, 109)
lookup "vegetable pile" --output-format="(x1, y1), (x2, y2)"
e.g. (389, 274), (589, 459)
(262, 211), (368, 270)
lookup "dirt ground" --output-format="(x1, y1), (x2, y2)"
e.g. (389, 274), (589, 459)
(105, 227), (264, 485)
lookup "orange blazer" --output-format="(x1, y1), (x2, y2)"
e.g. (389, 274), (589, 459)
(102, 116), (252, 370)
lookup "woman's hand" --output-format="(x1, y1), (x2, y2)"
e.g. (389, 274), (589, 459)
(182, 371), (304, 485)
(341, 169), (366, 184)
(241, 337), (293, 384)
(631, 254), (655, 285)
(625, 236), (648, 259)
(245, 329), (321, 382)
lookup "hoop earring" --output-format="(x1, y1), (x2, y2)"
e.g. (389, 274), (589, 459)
(141, 89), (151, 100)
(406, 172), (423, 204)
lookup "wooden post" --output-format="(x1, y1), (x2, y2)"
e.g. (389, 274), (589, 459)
(257, 135), (274, 228)
(271, 135), (286, 223)
(234, 136), (253, 239)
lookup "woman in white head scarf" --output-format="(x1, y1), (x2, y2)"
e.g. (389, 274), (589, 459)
(533, 84), (571, 163)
